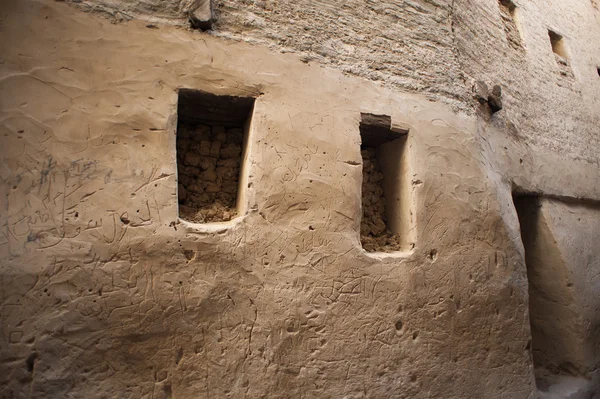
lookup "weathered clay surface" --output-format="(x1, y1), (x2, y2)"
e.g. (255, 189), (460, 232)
(61, 0), (600, 165)
(0, 0), (599, 398)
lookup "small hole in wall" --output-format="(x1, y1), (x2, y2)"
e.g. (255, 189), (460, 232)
(26, 353), (37, 373)
(596, 67), (600, 77)
(394, 319), (403, 331)
(428, 249), (438, 261)
(499, 0), (516, 13)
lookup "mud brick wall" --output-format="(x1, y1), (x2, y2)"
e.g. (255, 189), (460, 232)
(360, 147), (402, 252)
(176, 122), (243, 223)
(61, 0), (600, 165)
(4, 1), (600, 397)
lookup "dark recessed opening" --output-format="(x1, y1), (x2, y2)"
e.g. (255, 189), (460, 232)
(596, 67), (600, 77)
(176, 89), (255, 223)
(178, 90), (254, 127)
(548, 30), (568, 59)
(499, 0), (516, 14)
(359, 113), (409, 253)
(188, 1), (213, 31)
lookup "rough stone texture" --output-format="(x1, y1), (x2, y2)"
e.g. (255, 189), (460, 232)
(177, 122), (242, 223)
(498, 0), (522, 50)
(0, 1), (599, 398)
(360, 147), (402, 253)
(60, 0), (209, 24)
(453, 0), (600, 164)
(553, 54), (575, 82)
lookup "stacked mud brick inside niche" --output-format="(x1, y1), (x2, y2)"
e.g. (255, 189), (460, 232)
(176, 89), (254, 223)
(360, 113), (409, 253)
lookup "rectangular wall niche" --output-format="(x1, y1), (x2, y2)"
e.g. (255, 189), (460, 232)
(176, 89), (255, 223)
(548, 30), (568, 59)
(498, 0), (522, 49)
(513, 195), (585, 392)
(359, 113), (410, 253)
(547, 30), (573, 79)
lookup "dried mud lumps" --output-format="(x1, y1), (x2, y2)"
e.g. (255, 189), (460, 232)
(360, 147), (402, 252)
(177, 123), (242, 223)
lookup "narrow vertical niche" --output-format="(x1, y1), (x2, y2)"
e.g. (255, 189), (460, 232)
(359, 113), (410, 253)
(513, 195), (585, 392)
(176, 89), (255, 224)
(498, 0), (522, 49)
(548, 30), (568, 59)
(547, 30), (573, 79)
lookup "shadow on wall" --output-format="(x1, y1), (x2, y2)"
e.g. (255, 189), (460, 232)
(514, 195), (599, 398)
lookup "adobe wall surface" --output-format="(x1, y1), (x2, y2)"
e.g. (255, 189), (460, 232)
(62, 0), (600, 165)
(0, 0), (599, 398)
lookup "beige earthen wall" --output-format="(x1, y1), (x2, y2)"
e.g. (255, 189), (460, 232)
(62, 0), (600, 164)
(0, 0), (599, 398)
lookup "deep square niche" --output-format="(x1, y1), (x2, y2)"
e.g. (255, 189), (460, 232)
(176, 89), (255, 223)
(359, 113), (410, 253)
